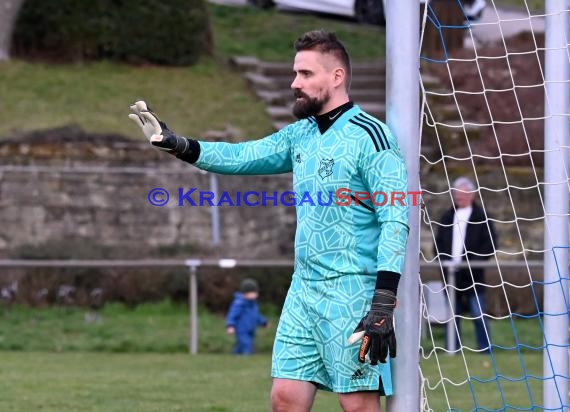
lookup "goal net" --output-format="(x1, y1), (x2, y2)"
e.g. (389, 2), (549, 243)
(418, 0), (570, 410)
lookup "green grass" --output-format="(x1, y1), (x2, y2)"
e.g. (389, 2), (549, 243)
(209, 3), (386, 62)
(0, 350), (544, 412)
(0, 301), (276, 353)
(0, 3), (386, 140)
(423, 314), (544, 351)
(2, 301), (545, 355)
(0, 59), (274, 140)
(0, 302), (548, 410)
(0, 351), (339, 412)
(421, 316), (545, 410)
(422, 352), (542, 411)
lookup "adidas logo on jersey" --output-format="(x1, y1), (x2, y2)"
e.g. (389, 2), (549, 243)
(350, 368), (366, 380)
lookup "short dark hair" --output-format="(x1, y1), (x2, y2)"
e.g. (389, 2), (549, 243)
(294, 30), (352, 90)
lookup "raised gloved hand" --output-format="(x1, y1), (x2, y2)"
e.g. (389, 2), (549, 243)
(348, 289), (397, 365)
(128, 100), (195, 155)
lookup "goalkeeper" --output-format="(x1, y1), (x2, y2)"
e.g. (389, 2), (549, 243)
(129, 30), (409, 412)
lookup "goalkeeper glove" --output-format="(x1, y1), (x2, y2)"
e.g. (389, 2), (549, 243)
(348, 289), (397, 365)
(128, 100), (198, 157)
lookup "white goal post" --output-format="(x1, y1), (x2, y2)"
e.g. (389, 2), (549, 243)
(385, 1), (421, 411)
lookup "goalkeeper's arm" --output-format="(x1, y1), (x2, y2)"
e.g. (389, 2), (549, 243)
(128, 99), (295, 176)
(128, 100), (200, 163)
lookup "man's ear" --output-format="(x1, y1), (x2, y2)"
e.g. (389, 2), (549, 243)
(332, 67), (346, 89)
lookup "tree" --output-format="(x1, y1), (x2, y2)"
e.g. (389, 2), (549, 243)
(0, 0), (25, 61)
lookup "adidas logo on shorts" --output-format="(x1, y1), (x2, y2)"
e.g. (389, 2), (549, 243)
(350, 368), (366, 380)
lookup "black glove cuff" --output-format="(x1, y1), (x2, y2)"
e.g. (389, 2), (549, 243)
(375, 271), (401, 294)
(175, 139), (201, 164)
(172, 134), (190, 153)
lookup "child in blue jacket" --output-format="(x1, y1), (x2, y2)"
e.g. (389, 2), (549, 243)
(226, 278), (268, 355)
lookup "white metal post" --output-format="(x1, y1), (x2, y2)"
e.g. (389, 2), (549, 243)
(209, 173), (221, 248)
(189, 264), (198, 354)
(386, 0), (421, 410)
(543, 0), (570, 409)
(445, 269), (458, 353)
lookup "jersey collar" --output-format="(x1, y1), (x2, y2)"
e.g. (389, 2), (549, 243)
(314, 101), (354, 134)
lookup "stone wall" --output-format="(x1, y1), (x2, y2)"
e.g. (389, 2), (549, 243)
(0, 126), (296, 260)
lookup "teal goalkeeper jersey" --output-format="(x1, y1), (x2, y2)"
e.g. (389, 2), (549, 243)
(194, 105), (409, 280)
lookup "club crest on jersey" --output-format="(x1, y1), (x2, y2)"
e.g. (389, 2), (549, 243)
(295, 153), (302, 163)
(318, 158), (335, 180)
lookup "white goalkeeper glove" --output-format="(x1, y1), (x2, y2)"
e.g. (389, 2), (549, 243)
(128, 100), (197, 156)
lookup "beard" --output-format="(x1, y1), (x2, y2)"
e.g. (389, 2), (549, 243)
(292, 90), (330, 119)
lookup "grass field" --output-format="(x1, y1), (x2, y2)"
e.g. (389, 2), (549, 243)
(0, 352), (342, 412)
(0, 302), (547, 411)
(0, 350), (543, 412)
(0, 301), (275, 353)
(421, 351), (542, 411)
(0, 303), (339, 411)
(0, 301), (545, 354)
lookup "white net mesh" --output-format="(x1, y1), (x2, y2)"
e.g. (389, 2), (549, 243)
(418, 1), (570, 410)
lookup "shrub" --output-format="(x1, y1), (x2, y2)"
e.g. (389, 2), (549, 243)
(5, 238), (293, 310)
(7, 238), (195, 307)
(12, 0), (213, 66)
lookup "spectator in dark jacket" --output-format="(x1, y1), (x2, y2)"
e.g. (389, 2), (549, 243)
(226, 278), (268, 355)
(434, 176), (497, 353)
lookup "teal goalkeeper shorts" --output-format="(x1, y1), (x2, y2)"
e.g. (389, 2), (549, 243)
(271, 273), (393, 395)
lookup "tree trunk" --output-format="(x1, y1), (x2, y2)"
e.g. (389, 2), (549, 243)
(0, 0), (25, 61)
(422, 0), (466, 60)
